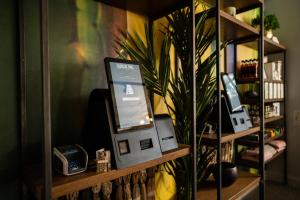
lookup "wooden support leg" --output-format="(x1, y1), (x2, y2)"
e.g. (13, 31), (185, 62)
(132, 172), (141, 200)
(139, 170), (147, 200)
(146, 167), (156, 200)
(115, 177), (123, 200)
(91, 184), (102, 200)
(66, 191), (79, 200)
(123, 175), (132, 200)
(102, 182), (112, 200)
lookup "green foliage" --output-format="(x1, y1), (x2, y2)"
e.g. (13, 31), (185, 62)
(251, 13), (280, 31)
(264, 14), (280, 31)
(251, 15), (260, 27)
(115, 5), (217, 199)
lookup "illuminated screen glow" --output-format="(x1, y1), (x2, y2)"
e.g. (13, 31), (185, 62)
(222, 74), (243, 113)
(107, 61), (152, 130)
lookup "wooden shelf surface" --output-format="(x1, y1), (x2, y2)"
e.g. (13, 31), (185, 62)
(220, 10), (260, 42)
(200, 126), (260, 145)
(237, 77), (260, 84)
(197, 171), (260, 200)
(264, 79), (284, 84)
(237, 78), (284, 84)
(26, 144), (190, 199)
(237, 133), (285, 147)
(265, 115), (284, 123)
(243, 37), (287, 54)
(237, 149), (286, 168)
(264, 37), (287, 54)
(265, 98), (284, 103)
(265, 149), (286, 164)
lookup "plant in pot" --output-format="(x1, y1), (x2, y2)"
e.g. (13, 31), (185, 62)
(115, 5), (220, 199)
(251, 13), (280, 39)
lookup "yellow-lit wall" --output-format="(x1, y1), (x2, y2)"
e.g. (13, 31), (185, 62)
(125, 6), (260, 115)
(127, 11), (147, 41)
(126, 12), (173, 115)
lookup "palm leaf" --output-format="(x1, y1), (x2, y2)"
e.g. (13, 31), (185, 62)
(115, 24), (171, 98)
(115, 4), (224, 199)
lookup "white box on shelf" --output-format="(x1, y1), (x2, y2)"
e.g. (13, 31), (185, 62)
(264, 56), (268, 63)
(263, 66), (267, 80)
(265, 82), (269, 100)
(273, 103), (280, 116)
(274, 83), (277, 99)
(277, 61), (283, 81)
(269, 82), (273, 99)
(278, 83), (280, 99)
(280, 83), (284, 98)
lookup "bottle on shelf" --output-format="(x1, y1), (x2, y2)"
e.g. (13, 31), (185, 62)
(239, 59), (259, 79)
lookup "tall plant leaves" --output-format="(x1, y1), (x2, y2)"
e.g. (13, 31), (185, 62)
(115, 24), (171, 98)
(115, 4), (220, 199)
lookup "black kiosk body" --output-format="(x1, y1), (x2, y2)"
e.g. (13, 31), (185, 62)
(85, 58), (162, 169)
(220, 73), (252, 132)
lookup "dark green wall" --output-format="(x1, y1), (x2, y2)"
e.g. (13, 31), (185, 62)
(266, 0), (300, 187)
(23, 0), (127, 153)
(0, 0), (128, 199)
(0, 0), (21, 199)
(48, 0), (127, 146)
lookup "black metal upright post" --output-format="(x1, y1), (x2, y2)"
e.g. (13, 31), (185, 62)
(18, 0), (27, 198)
(283, 50), (288, 184)
(258, 3), (265, 200)
(191, 0), (197, 199)
(216, 0), (222, 199)
(40, 0), (52, 199)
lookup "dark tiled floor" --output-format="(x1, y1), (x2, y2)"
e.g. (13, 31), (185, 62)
(244, 181), (300, 200)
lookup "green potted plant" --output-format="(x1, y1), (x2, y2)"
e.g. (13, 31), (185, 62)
(251, 14), (280, 39)
(115, 6), (218, 199)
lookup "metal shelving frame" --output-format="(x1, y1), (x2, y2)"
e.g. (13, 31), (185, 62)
(19, 0), (197, 199)
(214, 1), (265, 199)
(216, 0), (222, 199)
(19, 0), (279, 199)
(258, 4), (265, 199)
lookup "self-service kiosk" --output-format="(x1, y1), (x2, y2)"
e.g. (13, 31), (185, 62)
(84, 58), (162, 169)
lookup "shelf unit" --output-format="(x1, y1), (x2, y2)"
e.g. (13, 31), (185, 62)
(220, 10), (259, 41)
(19, 0), (287, 200)
(25, 144), (190, 199)
(237, 133), (285, 147)
(200, 126), (260, 145)
(230, 0), (288, 189)
(20, 0), (198, 200)
(197, 0), (265, 199)
(265, 115), (284, 123)
(199, 0), (286, 198)
(244, 38), (287, 173)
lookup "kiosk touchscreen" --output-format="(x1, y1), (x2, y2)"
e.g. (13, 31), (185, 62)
(221, 73), (243, 113)
(84, 58), (162, 169)
(105, 58), (153, 132)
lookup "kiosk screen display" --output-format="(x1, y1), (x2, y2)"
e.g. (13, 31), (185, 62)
(105, 58), (153, 131)
(221, 73), (243, 113)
